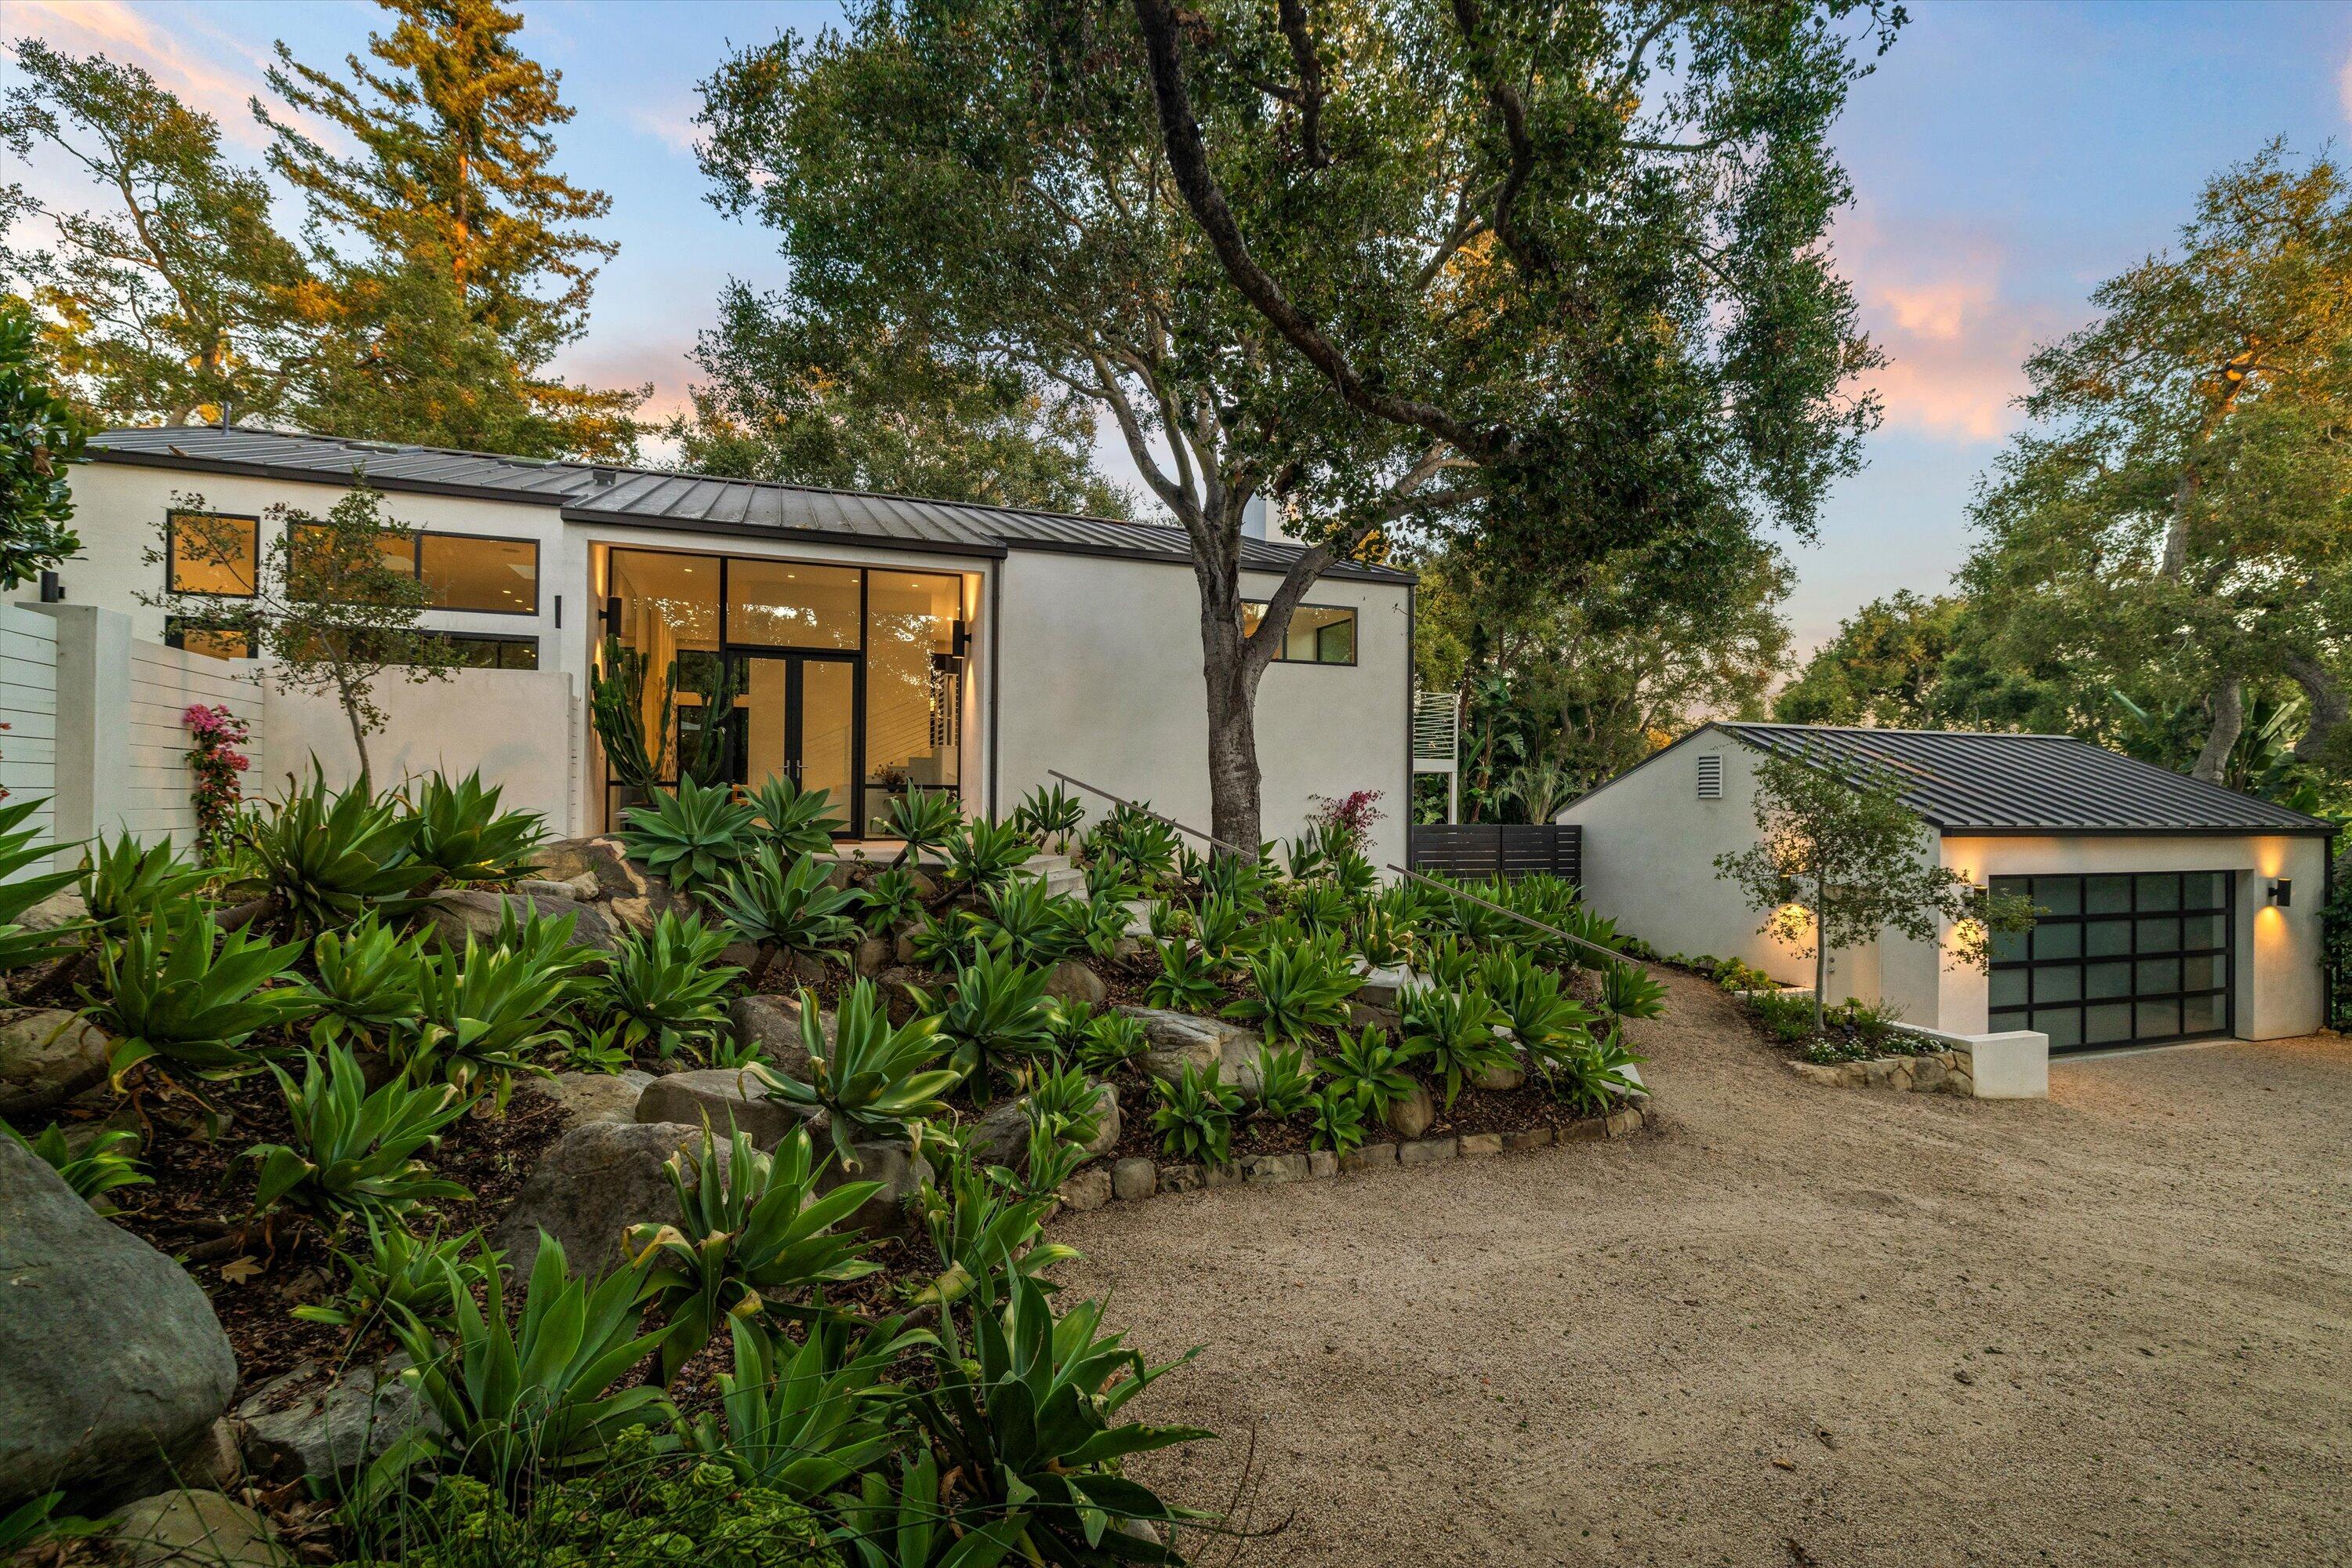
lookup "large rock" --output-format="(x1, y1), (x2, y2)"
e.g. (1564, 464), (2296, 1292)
(1124, 1008), (1259, 1087)
(1384, 1082), (1436, 1140)
(493, 1120), (718, 1279)
(528, 836), (645, 902)
(0, 1139), (238, 1510)
(874, 967), (931, 1027)
(17, 887), (88, 935)
(1354, 964), (1422, 1010)
(515, 875), (598, 902)
(1043, 960), (1107, 1008)
(817, 1140), (931, 1238)
(110, 1490), (292, 1568)
(635, 1068), (810, 1148)
(852, 935), (891, 978)
(519, 1069), (652, 1128)
(234, 1355), (437, 1483)
(426, 889), (619, 955)
(0, 1008), (111, 1118)
(728, 993), (821, 1076)
(963, 1081), (1120, 1170)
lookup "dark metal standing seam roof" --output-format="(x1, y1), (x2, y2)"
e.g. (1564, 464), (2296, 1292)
(82, 426), (1417, 583)
(1715, 723), (2336, 837)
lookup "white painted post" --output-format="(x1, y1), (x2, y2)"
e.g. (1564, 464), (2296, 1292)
(37, 604), (132, 860)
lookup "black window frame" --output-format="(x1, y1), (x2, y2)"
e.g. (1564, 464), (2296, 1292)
(418, 531), (541, 617)
(164, 510), (262, 599)
(426, 630), (540, 670)
(164, 615), (255, 661)
(1241, 599), (1359, 666)
(1987, 870), (2234, 1050)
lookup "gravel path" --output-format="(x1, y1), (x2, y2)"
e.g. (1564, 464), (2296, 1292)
(1058, 970), (2352, 1566)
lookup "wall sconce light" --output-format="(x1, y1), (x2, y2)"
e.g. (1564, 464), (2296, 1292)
(38, 571), (63, 604)
(2269, 879), (2292, 908)
(602, 596), (622, 633)
(949, 619), (969, 658)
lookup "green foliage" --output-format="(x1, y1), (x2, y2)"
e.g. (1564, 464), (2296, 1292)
(1142, 938), (1221, 1012)
(834, 1452), (1023, 1568)
(0, 296), (86, 586)
(295, 1218), (499, 1337)
(589, 641), (670, 796)
(90, 898), (312, 1086)
(623, 1126), (881, 1383)
(942, 818), (1038, 895)
(1599, 960), (1669, 1021)
(246, 1044), (474, 1227)
(4, 1120), (148, 1210)
(1225, 935), (1359, 1044)
(682, 1313), (925, 1501)
(243, 767), (430, 935)
(857, 868), (925, 933)
(758, 980), (961, 1169)
(405, 771), (546, 885)
(0, 1490), (103, 1559)
(1011, 783), (1087, 850)
(1073, 1011), (1147, 1077)
(0, 796), (85, 971)
(1418, 933), (1481, 991)
(1399, 983), (1511, 1110)
(1250, 1042), (1317, 1120)
(1538, 1024), (1648, 1115)
(884, 788), (963, 866)
(1320, 1025), (1422, 1123)
(1197, 851), (1274, 916)
(1288, 879), (1356, 939)
(590, 911), (742, 1060)
(710, 845), (862, 984)
(81, 832), (212, 939)
(1307, 1085), (1366, 1156)
(621, 776), (760, 895)
(1149, 1062), (1240, 1166)
(307, 912), (431, 1050)
(966, 876), (1080, 968)
(912, 1149), (1080, 1310)
(1482, 951), (1594, 1055)
(1189, 895), (1262, 976)
(749, 776), (848, 859)
(1082, 852), (1141, 907)
(1087, 803), (1181, 884)
(408, 916), (590, 1106)
(913, 946), (1054, 1103)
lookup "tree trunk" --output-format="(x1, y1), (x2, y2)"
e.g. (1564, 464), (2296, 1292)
(1202, 648), (1265, 857)
(2190, 673), (2243, 784)
(336, 673), (373, 782)
(2279, 648), (2349, 764)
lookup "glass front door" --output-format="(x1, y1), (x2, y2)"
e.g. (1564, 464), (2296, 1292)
(732, 653), (859, 817)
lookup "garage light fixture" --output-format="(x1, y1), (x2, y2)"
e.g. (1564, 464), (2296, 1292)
(2268, 878), (2292, 908)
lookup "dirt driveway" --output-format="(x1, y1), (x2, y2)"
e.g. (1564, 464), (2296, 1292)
(1058, 971), (2352, 1567)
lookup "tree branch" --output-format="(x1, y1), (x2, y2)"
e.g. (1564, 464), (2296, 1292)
(1276, 0), (1330, 169)
(1449, 0), (1554, 281)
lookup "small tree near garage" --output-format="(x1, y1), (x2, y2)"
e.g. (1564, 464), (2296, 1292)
(146, 485), (460, 779)
(1714, 747), (2034, 1033)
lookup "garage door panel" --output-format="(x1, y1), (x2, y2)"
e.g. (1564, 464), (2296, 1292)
(1989, 870), (2234, 1051)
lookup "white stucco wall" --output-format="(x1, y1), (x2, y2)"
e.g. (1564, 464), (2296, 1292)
(993, 550), (1414, 872)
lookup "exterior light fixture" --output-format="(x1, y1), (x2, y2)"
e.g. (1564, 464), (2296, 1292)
(38, 571), (63, 603)
(2268, 879), (2292, 908)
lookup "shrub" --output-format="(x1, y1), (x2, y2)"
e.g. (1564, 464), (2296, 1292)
(1251, 1041), (1318, 1119)
(965, 876), (1080, 968)
(91, 898), (312, 1087)
(1150, 1062), (1240, 1165)
(1307, 1084), (1366, 1156)
(80, 831), (212, 938)
(1289, 879), (1356, 938)
(1540, 1023), (1648, 1115)
(709, 845), (862, 987)
(758, 980), (961, 1168)
(1748, 986), (1817, 1044)
(882, 787), (963, 867)
(307, 911), (430, 1050)
(1083, 852), (1141, 906)
(242, 766), (430, 934)
(1226, 935), (1359, 1044)
(913, 946), (1054, 1103)
(1418, 931), (1480, 989)
(1142, 938), (1221, 1012)
(941, 817), (1037, 895)
(590, 910), (742, 1059)
(1197, 850), (1273, 915)
(246, 1044), (474, 1228)
(1399, 982), (1512, 1109)
(623, 1126), (881, 1382)
(682, 1314), (925, 1500)
(407, 915), (590, 1107)
(0, 796), (84, 971)
(856, 867), (924, 932)
(747, 775), (846, 859)
(405, 771), (546, 885)
(1085, 800), (1181, 885)
(1189, 895), (1261, 975)
(620, 775), (758, 894)
(913, 1149), (1079, 1310)
(1023, 1062), (1103, 1147)
(1482, 950), (1595, 1054)
(4, 1120), (147, 1210)
(1352, 887), (1420, 968)
(1011, 782), (1085, 851)
(1599, 960), (1669, 1020)
(1320, 1024), (1421, 1121)
(1073, 1011), (1148, 1076)
(294, 1217), (499, 1338)
(1000, 1115), (1087, 1201)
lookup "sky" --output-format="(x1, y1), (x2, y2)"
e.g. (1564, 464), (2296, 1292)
(5, 0), (2351, 652)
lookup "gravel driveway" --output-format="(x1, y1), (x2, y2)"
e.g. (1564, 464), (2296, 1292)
(1057, 970), (2352, 1566)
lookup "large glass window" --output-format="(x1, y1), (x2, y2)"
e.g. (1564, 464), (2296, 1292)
(863, 571), (964, 833)
(434, 633), (539, 670)
(1241, 601), (1356, 664)
(1988, 871), (2232, 1050)
(165, 617), (253, 661)
(168, 513), (259, 597)
(727, 561), (860, 648)
(421, 534), (537, 614)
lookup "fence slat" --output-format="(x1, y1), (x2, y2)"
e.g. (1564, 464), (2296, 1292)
(1406, 822), (1581, 884)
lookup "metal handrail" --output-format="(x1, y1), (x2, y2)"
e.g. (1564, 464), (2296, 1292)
(1044, 768), (1646, 971)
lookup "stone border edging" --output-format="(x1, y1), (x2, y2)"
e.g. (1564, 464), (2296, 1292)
(1783, 1051), (1972, 1096)
(1055, 1103), (1650, 1210)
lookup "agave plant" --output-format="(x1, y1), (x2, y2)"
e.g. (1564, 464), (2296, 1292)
(1600, 959), (1669, 1020)
(89, 898), (313, 1087)
(1319, 1025), (1423, 1122)
(623, 1125), (882, 1379)
(81, 832), (213, 938)
(941, 817), (1037, 896)
(758, 980), (961, 1168)
(706, 844), (862, 986)
(0, 796), (85, 973)
(294, 1217), (501, 1337)
(4, 1120), (149, 1210)
(406, 915), (590, 1106)
(833, 1453), (1029, 1568)
(1307, 1083), (1367, 1156)
(405, 771), (546, 885)
(1087, 801), (1182, 884)
(1082, 851), (1141, 907)
(1192, 895), (1264, 975)
(1011, 782), (1086, 851)
(619, 775), (759, 894)
(306, 911), (430, 1049)
(1073, 1011), (1149, 1076)
(1399, 982), (1512, 1109)
(1483, 950), (1596, 1058)
(383, 1233), (674, 1486)
(748, 775), (846, 859)
(241, 766), (430, 934)
(1149, 1062), (1240, 1165)
(911, 1149), (1080, 1310)
(965, 876), (1080, 968)
(857, 867), (925, 932)
(1540, 1022), (1649, 1115)
(913, 945), (1054, 1105)
(1142, 938), (1221, 1012)
(1197, 848), (1274, 914)
(1290, 878), (1356, 938)
(589, 910), (742, 1059)
(1250, 1041), (1319, 1119)
(884, 787), (964, 868)
(903, 1271), (1212, 1563)
(681, 1313), (928, 1499)
(1226, 935), (1359, 1043)
(246, 1044), (474, 1228)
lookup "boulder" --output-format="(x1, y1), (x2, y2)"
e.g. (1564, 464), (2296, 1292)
(427, 889), (619, 955)
(635, 1068), (809, 1149)
(0, 1139), (238, 1511)
(493, 1120), (717, 1279)
(1384, 1082), (1436, 1140)
(109, 1490), (292, 1568)
(234, 1355), (437, 1484)
(1058, 1166), (1112, 1212)
(0, 1008), (111, 1119)
(1470, 1044), (1526, 1094)
(874, 967), (931, 1027)
(528, 836), (644, 902)
(1354, 964), (1421, 1010)
(1110, 1156), (1157, 1202)
(1125, 1008), (1261, 1092)
(893, 928), (921, 967)
(728, 994), (821, 1076)
(514, 875), (597, 902)
(1043, 960), (1108, 1009)
(963, 1081), (1120, 1170)
(817, 1140), (931, 1238)
(17, 887), (87, 935)
(1348, 1000), (1401, 1036)
(853, 935), (892, 978)
(519, 1069), (652, 1128)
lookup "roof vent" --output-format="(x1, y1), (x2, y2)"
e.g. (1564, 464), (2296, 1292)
(1697, 753), (1723, 800)
(591, 466), (616, 487)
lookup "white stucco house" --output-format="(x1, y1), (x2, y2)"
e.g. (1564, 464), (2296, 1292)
(1562, 722), (2336, 1051)
(43, 426), (1416, 867)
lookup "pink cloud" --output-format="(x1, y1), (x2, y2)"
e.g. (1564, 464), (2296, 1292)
(0, 0), (274, 146)
(2340, 46), (2352, 124)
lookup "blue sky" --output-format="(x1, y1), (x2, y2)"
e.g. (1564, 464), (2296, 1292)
(5, 0), (2350, 650)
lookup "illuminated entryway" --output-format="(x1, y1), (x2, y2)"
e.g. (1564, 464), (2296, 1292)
(598, 546), (974, 834)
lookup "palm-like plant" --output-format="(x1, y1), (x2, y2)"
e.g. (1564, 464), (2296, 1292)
(966, 876), (1080, 968)
(622, 1126), (884, 1382)
(1483, 951), (1595, 1060)
(942, 818), (1038, 895)
(1226, 935), (1359, 1043)
(1541, 1022), (1648, 1113)
(294, 1217), (500, 1337)
(913, 945), (1054, 1105)
(90, 898), (313, 1087)
(1087, 801), (1181, 884)
(1142, 938), (1221, 1012)
(758, 980), (962, 1169)
(912, 1149), (1080, 1310)
(1011, 782), (1086, 851)
(1149, 1062), (1240, 1165)
(305, 911), (430, 1049)
(884, 787), (964, 868)
(1250, 1042), (1318, 1118)
(619, 775), (759, 894)
(858, 867), (925, 932)
(406, 916), (590, 1107)
(405, 771), (546, 885)
(5, 1120), (149, 1210)
(1399, 982), (1512, 1109)
(589, 910), (742, 1059)
(246, 1044), (474, 1228)
(1192, 894), (1263, 975)
(1600, 959), (1669, 1019)
(1319, 1025), (1423, 1122)
(81, 832), (212, 938)
(682, 1313), (928, 1499)
(707, 844), (862, 987)
(1073, 1011), (1149, 1076)
(241, 766), (430, 934)
(0, 797), (85, 973)
(1307, 1084), (1367, 1155)
(749, 775), (847, 858)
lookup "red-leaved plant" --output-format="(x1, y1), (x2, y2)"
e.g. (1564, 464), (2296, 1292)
(1307, 789), (1385, 854)
(182, 703), (251, 844)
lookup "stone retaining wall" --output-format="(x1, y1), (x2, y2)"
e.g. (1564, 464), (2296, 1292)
(1057, 1103), (1650, 1210)
(1784, 1050), (1973, 1096)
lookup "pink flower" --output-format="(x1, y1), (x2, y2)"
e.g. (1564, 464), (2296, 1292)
(183, 704), (219, 734)
(229, 753), (249, 771)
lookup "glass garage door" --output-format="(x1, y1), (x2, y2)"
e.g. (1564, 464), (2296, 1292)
(1987, 873), (2234, 1050)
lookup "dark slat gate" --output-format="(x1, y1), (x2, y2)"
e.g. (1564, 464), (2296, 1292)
(1406, 823), (1581, 884)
